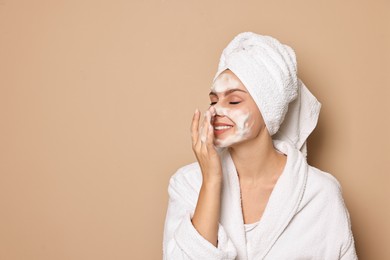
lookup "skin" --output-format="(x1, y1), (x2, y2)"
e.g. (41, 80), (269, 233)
(190, 69), (287, 247)
(209, 70), (259, 148)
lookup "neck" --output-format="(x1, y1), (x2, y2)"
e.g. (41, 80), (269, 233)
(228, 128), (287, 185)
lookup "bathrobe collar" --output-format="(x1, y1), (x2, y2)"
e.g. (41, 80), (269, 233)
(219, 139), (308, 260)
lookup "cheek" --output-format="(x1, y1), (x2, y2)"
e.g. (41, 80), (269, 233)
(213, 105), (256, 135)
(229, 109), (251, 129)
(224, 108), (254, 135)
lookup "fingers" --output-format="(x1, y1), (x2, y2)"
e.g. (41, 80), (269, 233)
(206, 118), (214, 150)
(202, 110), (218, 153)
(192, 108), (216, 156)
(206, 107), (216, 152)
(191, 109), (205, 154)
(200, 111), (210, 145)
(191, 109), (200, 145)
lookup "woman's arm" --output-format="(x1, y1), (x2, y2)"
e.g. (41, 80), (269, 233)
(162, 169), (237, 260)
(162, 108), (237, 259)
(191, 178), (222, 246)
(190, 107), (223, 246)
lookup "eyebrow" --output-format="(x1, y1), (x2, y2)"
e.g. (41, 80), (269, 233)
(209, 88), (247, 96)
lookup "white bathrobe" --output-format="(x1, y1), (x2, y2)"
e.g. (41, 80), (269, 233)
(163, 140), (358, 259)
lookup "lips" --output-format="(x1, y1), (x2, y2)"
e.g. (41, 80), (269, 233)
(213, 122), (233, 135)
(214, 125), (232, 130)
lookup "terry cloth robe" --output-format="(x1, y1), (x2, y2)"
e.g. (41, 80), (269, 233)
(163, 140), (358, 259)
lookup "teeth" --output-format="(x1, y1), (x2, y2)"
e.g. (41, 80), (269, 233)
(214, 125), (232, 130)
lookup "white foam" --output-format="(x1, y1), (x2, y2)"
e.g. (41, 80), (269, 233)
(213, 105), (254, 148)
(211, 72), (240, 93)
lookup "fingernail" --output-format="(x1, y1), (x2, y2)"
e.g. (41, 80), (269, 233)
(194, 108), (199, 114)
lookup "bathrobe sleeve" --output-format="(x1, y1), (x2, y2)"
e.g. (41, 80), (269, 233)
(339, 186), (358, 260)
(314, 169), (358, 260)
(163, 166), (238, 260)
(340, 233), (358, 260)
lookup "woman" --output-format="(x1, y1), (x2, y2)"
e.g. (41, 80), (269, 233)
(163, 32), (357, 259)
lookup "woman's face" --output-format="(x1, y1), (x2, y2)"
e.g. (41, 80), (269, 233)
(210, 69), (266, 148)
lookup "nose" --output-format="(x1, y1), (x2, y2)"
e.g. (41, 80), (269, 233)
(213, 104), (227, 117)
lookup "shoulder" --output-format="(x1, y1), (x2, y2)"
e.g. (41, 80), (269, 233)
(167, 162), (202, 205)
(307, 165), (342, 192)
(301, 165), (350, 216)
(169, 162), (202, 186)
(303, 165), (351, 224)
(303, 165), (355, 255)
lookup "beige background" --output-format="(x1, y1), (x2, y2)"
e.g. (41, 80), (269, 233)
(0, 0), (389, 259)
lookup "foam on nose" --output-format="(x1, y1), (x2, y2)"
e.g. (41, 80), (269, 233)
(214, 105), (229, 117)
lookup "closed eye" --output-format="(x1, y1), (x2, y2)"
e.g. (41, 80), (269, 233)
(209, 101), (241, 105)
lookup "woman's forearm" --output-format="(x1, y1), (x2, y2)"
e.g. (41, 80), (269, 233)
(191, 180), (222, 247)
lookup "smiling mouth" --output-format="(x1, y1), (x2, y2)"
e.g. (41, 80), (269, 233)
(214, 125), (233, 130)
(213, 124), (233, 136)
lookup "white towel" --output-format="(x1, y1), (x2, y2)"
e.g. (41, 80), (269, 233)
(213, 32), (321, 157)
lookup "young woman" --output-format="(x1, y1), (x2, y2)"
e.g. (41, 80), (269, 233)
(163, 32), (357, 260)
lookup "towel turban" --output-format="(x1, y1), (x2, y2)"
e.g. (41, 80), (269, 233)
(213, 32), (321, 157)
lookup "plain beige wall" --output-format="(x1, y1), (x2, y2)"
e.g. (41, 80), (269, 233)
(0, 0), (389, 259)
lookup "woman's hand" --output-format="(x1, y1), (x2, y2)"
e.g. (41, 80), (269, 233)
(191, 106), (223, 184)
(190, 106), (222, 247)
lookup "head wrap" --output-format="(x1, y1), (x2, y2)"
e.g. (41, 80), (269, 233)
(213, 32), (321, 157)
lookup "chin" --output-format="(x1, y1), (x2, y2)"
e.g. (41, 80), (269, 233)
(215, 134), (258, 149)
(213, 139), (229, 148)
(213, 141), (225, 148)
(214, 137), (244, 148)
